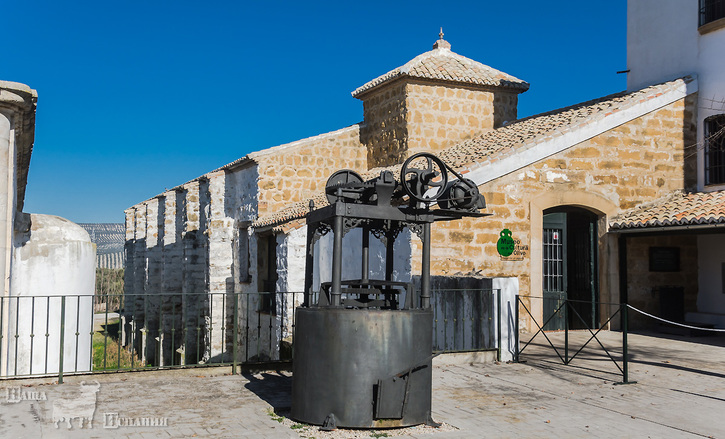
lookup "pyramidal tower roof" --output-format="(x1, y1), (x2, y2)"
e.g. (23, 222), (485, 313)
(352, 30), (530, 99)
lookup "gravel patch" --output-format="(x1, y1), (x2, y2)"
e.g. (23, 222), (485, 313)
(268, 409), (457, 438)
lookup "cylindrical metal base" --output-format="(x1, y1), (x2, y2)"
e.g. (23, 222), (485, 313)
(291, 308), (433, 428)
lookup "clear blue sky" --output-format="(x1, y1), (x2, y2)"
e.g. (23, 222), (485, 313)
(4, 1), (626, 224)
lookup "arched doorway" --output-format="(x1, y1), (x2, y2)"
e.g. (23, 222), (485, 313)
(542, 206), (599, 330)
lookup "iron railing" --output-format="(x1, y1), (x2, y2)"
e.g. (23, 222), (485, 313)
(515, 295), (633, 384)
(0, 295), (91, 379)
(1, 289), (500, 382)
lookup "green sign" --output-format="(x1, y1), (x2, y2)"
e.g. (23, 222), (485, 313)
(497, 229), (515, 257)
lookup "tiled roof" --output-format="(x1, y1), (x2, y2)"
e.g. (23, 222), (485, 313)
(438, 78), (692, 172)
(254, 77), (694, 230)
(351, 38), (529, 98)
(610, 190), (725, 230)
(254, 194), (327, 229)
(253, 77), (692, 227)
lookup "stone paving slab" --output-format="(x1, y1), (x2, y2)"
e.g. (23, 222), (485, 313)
(0, 331), (723, 438)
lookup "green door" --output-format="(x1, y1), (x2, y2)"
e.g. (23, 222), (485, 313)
(542, 209), (599, 331)
(543, 213), (567, 331)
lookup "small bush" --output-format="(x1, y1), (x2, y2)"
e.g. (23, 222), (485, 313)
(92, 326), (143, 370)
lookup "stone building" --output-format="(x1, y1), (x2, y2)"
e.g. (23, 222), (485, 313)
(608, 0), (725, 329)
(125, 14), (723, 366)
(0, 81), (96, 377)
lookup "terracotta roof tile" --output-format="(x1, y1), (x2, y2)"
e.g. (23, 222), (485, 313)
(436, 78), (691, 172)
(351, 39), (529, 98)
(610, 190), (725, 230)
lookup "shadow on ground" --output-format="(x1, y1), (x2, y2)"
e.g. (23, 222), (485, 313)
(243, 371), (293, 413)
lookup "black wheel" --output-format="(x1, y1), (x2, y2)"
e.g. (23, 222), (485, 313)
(325, 169), (363, 204)
(400, 153), (448, 203)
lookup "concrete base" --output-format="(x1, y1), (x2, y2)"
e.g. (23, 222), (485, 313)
(433, 350), (497, 366)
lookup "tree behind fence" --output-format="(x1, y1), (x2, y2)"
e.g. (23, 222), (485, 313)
(95, 268), (124, 312)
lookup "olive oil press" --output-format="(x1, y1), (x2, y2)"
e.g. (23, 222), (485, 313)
(291, 153), (488, 429)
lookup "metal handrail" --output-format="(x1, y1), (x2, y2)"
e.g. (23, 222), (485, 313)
(1, 289), (501, 382)
(515, 295), (634, 384)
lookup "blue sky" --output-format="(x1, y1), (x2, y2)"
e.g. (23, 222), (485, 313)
(4, 1), (626, 223)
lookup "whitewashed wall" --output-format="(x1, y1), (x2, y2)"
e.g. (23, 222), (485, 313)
(627, 0), (725, 329)
(3, 214), (95, 376)
(493, 277), (519, 363)
(312, 227), (413, 289)
(627, 0), (725, 191)
(690, 234), (725, 327)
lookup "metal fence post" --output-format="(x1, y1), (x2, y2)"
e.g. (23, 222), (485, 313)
(232, 293), (239, 375)
(514, 294), (520, 362)
(496, 289), (502, 362)
(58, 296), (66, 384)
(622, 303), (629, 383)
(564, 301), (569, 365)
(614, 303), (636, 385)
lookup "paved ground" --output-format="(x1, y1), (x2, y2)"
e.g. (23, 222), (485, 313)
(1, 330), (724, 438)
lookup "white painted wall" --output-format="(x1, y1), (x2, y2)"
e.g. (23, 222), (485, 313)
(224, 165), (259, 295)
(0, 111), (14, 302)
(627, 0), (725, 191)
(626, 1), (699, 92)
(3, 214), (95, 376)
(493, 277), (519, 362)
(278, 226), (307, 294)
(692, 235), (725, 324)
(312, 227), (413, 290)
(627, 0), (725, 329)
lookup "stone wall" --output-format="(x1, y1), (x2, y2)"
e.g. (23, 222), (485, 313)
(126, 137), (355, 365)
(409, 95), (697, 328)
(124, 178), (216, 366)
(624, 235), (698, 329)
(361, 80), (519, 168)
(360, 83), (409, 168)
(405, 82), (518, 157)
(255, 125), (367, 215)
(126, 159), (327, 364)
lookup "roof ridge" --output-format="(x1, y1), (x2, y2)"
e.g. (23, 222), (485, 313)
(352, 44), (528, 98)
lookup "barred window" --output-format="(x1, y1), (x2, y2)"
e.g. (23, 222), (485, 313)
(257, 233), (278, 314)
(237, 227), (250, 283)
(705, 115), (725, 185)
(700, 0), (725, 27)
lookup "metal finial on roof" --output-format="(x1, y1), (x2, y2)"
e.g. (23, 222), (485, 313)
(433, 27), (451, 50)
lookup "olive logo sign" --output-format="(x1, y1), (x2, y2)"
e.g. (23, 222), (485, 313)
(497, 229), (515, 257)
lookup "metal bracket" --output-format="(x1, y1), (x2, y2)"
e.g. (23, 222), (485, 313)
(405, 222), (424, 241)
(321, 413), (337, 431)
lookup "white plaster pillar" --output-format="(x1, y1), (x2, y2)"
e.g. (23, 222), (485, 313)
(0, 81), (36, 377)
(207, 171), (233, 360)
(0, 112), (12, 298)
(492, 277), (519, 363)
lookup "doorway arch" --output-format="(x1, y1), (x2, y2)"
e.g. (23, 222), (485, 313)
(529, 191), (618, 331)
(542, 206), (599, 329)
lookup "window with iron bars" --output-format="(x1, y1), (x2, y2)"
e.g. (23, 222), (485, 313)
(705, 115), (725, 185)
(700, 0), (725, 27)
